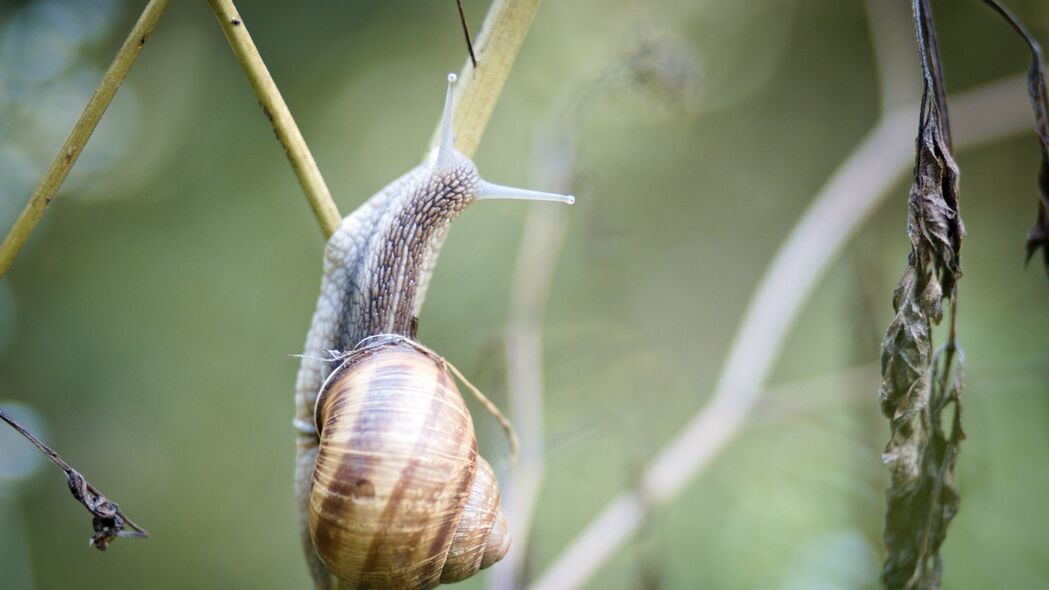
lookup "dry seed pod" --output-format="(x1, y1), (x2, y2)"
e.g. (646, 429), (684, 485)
(293, 74), (573, 590)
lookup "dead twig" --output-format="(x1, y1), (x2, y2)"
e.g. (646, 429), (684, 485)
(456, 0), (479, 68)
(0, 410), (148, 550)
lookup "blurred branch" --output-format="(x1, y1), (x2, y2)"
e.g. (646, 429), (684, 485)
(0, 410), (148, 550)
(864, 0), (921, 111)
(207, 0), (342, 237)
(491, 135), (573, 590)
(0, 0), (171, 279)
(430, 0), (543, 158)
(527, 74), (1033, 590)
(493, 32), (699, 590)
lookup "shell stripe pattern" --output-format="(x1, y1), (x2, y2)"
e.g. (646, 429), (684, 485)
(310, 343), (480, 588)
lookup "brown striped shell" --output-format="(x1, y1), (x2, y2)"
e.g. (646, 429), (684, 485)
(308, 338), (510, 589)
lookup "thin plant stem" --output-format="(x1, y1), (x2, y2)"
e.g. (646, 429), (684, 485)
(430, 0), (543, 158)
(0, 0), (172, 279)
(527, 74), (1032, 590)
(211, 0), (540, 237)
(207, 0), (342, 237)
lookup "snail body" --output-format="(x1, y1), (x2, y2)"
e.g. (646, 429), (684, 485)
(293, 74), (572, 590)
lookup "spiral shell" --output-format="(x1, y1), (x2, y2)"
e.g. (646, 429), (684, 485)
(308, 338), (510, 589)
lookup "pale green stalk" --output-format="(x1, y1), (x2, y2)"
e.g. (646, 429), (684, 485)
(207, 0), (342, 237)
(0, 0), (172, 278)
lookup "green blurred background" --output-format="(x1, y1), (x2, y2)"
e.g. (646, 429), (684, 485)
(1, 0), (1047, 589)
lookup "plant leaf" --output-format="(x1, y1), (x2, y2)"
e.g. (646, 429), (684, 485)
(981, 0), (1049, 272)
(878, 2), (965, 588)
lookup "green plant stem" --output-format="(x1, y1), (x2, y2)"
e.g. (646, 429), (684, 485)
(0, 0), (172, 279)
(208, 0), (542, 239)
(430, 0), (543, 158)
(207, 0), (342, 237)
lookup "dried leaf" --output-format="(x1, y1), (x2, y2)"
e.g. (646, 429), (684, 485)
(878, 2), (965, 589)
(880, 333), (965, 590)
(981, 0), (1049, 272)
(1028, 68), (1049, 269)
(0, 410), (148, 550)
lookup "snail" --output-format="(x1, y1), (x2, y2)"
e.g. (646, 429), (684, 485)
(293, 73), (574, 590)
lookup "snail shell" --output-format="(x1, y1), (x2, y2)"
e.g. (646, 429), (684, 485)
(308, 338), (510, 589)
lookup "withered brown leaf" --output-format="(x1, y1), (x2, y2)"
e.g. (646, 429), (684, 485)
(981, 0), (1049, 272)
(878, 2), (965, 589)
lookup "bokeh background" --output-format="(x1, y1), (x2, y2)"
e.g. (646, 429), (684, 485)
(1, 0), (1047, 589)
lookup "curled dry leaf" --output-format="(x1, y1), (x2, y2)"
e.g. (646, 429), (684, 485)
(0, 410), (148, 550)
(879, 295), (966, 590)
(980, 0), (1049, 272)
(878, 2), (965, 589)
(1027, 66), (1049, 270)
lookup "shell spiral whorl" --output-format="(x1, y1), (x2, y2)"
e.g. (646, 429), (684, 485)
(308, 338), (510, 589)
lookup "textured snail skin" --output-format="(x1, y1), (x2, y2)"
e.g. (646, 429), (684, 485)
(309, 340), (509, 589)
